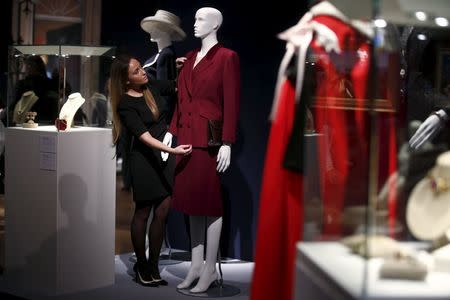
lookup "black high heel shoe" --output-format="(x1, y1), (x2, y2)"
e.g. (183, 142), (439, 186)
(150, 263), (168, 286)
(134, 263), (159, 287)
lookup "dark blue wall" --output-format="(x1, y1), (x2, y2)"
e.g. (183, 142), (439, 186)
(102, 0), (307, 261)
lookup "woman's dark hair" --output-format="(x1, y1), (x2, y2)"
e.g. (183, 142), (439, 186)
(25, 55), (47, 77)
(110, 54), (159, 144)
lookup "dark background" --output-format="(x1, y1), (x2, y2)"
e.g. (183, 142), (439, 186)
(101, 0), (307, 260)
(1, 0), (308, 261)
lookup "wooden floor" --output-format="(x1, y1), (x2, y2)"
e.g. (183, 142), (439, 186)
(0, 175), (135, 273)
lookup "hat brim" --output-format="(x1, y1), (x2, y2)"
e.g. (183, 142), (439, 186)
(406, 167), (450, 241)
(140, 17), (186, 41)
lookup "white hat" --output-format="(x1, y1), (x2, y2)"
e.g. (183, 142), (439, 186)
(407, 150), (450, 241)
(140, 10), (186, 41)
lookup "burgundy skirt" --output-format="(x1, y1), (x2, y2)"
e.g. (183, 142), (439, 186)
(173, 148), (222, 216)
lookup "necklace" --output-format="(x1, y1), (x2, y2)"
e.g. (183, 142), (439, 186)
(428, 173), (450, 196)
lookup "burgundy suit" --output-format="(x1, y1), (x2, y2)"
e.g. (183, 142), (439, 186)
(170, 44), (240, 216)
(170, 44), (240, 146)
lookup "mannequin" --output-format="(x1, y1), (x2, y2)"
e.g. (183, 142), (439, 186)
(167, 7), (240, 293)
(141, 10), (186, 126)
(57, 93), (85, 131)
(138, 10), (186, 262)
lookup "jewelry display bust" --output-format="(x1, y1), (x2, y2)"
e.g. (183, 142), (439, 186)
(22, 111), (38, 128)
(407, 151), (450, 241)
(56, 92), (85, 131)
(13, 91), (39, 125)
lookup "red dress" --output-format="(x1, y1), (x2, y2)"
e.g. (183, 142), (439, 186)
(251, 80), (303, 300)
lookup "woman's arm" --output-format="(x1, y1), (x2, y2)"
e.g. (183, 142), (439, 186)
(138, 131), (190, 155)
(118, 100), (190, 155)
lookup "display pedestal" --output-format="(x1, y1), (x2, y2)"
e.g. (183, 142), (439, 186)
(177, 283), (240, 298)
(4, 126), (116, 295)
(295, 242), (450, 300)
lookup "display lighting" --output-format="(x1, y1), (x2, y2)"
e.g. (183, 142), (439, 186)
(435, 17), (449, 27)
(374, 18), (387, 28)
(417, 34), (427, 41)
(415, 11), (427, 21)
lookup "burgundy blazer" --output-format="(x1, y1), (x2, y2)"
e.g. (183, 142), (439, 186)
(169, 44), (240, 147)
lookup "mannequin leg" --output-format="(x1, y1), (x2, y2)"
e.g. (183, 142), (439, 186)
(190, 216), (222, 293)
(177, 216), (206, 289)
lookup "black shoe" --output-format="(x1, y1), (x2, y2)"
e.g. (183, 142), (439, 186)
(134, 263), (158, 287)
(149, 262), (168, 286)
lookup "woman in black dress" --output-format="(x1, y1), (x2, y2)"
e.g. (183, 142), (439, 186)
(110, 54), (191, 286)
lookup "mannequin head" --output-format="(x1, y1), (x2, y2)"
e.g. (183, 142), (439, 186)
(149, 26), (170, 43)
(194, 7), (223, 39)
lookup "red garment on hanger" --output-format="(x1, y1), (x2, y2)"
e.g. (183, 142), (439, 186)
(252, 5), (400, 299)
(310, 15), (398, 236)
(251, 80), (303, 300)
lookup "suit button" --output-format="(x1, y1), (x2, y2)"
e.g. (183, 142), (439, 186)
(179, 124), (183, 128)
(187, 125), (191, 128)
(188, 112), (191, 116)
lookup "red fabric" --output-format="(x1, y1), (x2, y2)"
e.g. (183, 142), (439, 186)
(310, 15), (398, 236)
(251, 12), (400, 300)
(173, 148), (223, 216)
(169, 44), (240, 147)
(170, 44), (240, 216)
(251, 80), (303, 300)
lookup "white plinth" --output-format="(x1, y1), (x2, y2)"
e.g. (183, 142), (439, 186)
(5, 126), (116, 295)
(296, 242), (450, 300)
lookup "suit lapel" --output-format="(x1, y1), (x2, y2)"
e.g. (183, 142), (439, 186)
(181, 52), (196, 98)
(191, 44), (222, 93)
(192, 54), (214, 75)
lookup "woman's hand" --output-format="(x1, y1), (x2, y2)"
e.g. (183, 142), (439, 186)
(176, 57), (187, 70)
(172, 144), (192, 155)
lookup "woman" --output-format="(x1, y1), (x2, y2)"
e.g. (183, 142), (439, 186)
(110, 54), (192, 286)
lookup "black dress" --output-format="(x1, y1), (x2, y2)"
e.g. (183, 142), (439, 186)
(143, 46), (177, 124)
(118, 80), (176, 203)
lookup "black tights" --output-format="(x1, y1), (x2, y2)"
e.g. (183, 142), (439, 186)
(131, 196), (171, 267)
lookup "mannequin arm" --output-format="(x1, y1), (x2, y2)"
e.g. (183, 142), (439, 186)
(409, 109), (449, 149)
(216, 144), (231, 172)
(161, 132), (173, 161)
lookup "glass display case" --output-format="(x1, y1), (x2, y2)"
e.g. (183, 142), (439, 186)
(293, 0), (450, 299)
(7, 45), (115, 129)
